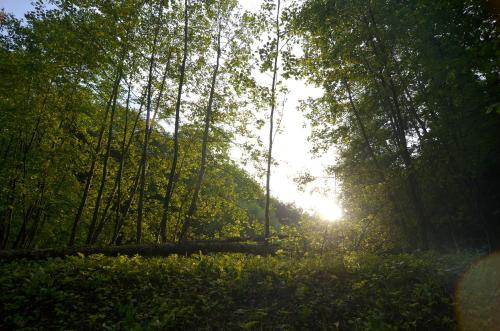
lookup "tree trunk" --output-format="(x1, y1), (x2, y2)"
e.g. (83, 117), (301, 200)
(137, 1), (165, 244)
(0, 179), (17, 249)
(109, 90), (146, 245)
(68, 72), (122, 246)
(87, 68), (123, 244)
(96, 53), (170, 245)
(264, 0), (281, 240)
(0, 242), (278, 262)
(160, 0), (189, 243)
(111, 163), (142, 245)
(343, 78), (415, 248)
(179, 21), (222, 242)
(362, 9), (430, 249)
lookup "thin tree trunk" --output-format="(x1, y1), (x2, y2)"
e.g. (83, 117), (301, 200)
(22, 182), (45, 249)
(343, 78), (414, 248)
(0, 179), (17, 249)
(159, 0), (189, 243)
(164, 137), (196, 243)
(109, 89), (146, 244)
(150, 52), (172, 128)
(12, 178), (45, 249)
(110, 90), (151, 244)
(96, 54), (170, 245)
(373, 67), (429, 250)
(12, 207), (32, 249)
(179, 21), (222, 242)
(361, 9), (430, 249)
(25, 211), (45, 249)
(264, 0), (281, 240)
(94, 85), (142, 245)
(68, 72), (122, 246)
(383, 76), (429, 250)
(137, 1), (165, 244)
(111, 163), (142, 245)
(0, 134), (14, 172)
(87, 68), (123, 244)
(107, 83), (135, 244)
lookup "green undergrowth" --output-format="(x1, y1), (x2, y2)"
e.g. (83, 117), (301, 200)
(0, 251), (478, 330)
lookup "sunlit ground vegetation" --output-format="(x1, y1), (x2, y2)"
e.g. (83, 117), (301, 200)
(0, 248), (485, 330)
(1, 224), (499, 330)
(0, 0), (499, 329)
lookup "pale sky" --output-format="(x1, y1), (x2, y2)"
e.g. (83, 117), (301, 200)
(239, 0), (341, 221)
(0, 0), (28, 17)
(1, 0), (343, 221)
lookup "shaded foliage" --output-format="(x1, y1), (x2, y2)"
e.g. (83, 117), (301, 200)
(0, 251), (479, 330)
(292, 0), (500, 251)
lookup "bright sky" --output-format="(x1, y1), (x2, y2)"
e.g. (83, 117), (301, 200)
(261, 77), (342, 222)
(1, 0), (343, 221)
(239, 0), (342, 221)
(0, 0), (28, 17)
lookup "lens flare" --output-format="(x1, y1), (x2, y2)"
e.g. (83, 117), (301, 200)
(455, 251), (500, 331)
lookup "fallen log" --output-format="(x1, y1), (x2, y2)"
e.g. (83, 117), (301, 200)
(0, 242), (278, 262)
(190, 234), (300, 243)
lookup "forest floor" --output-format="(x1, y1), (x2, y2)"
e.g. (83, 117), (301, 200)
(0, 251), (495, 330)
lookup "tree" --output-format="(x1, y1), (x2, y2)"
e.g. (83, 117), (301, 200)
(264, 0), (281, 240)
(137, 0), (166, 244)
(159, 0), (189, 243)
(179, 8), (222, 242)
(292, 0), (500, 250)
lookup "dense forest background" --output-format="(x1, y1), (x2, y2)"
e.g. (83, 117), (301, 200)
(0, 0), (309, 249)
(0, 0), (498, 252)
(295, 0), (500, 251)
(0, 0), (499, 329)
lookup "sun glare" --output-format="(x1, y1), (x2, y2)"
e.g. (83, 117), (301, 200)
(315, 198), (343, 222)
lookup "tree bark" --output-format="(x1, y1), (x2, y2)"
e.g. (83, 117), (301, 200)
(87, 68), (123, 244)
(265, 0), (281, 240)
(68, 71), (122, 246)
(160, 0), (189, 243)
(111, 163), (142, 245)
(96, 53), (171, 245)
(179, 20), (222, 242)
(137, 1), (165, 244)
(361, 8), (430, 249)
(0, 242), (277, 262)
(343, 78), (415, 248)
(109, 91), (146, 245)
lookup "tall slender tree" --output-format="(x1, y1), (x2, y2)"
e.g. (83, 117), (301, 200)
(69, 71), (122, 246)
(180, 14), (222, 242)
(264, 0), (281, 239)
(137, 0), (165, 244)
(159, 0), (189, 243)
